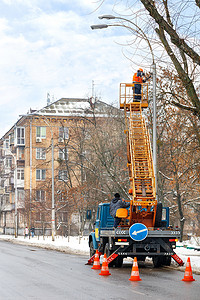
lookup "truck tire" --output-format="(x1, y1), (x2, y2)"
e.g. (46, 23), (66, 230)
(90, 241), (95, 257)
(162, 256), (171, 266)
(155, 202), (162, 227)
(152, 256), (162, 268)
(114, 256), (123, 268)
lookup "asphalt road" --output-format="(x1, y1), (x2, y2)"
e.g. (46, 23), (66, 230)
(0, 240), (199, 300)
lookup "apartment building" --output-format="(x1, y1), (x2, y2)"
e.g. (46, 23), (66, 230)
(0, 97), (116, 235)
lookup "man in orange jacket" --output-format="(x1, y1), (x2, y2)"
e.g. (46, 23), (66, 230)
(132, 68), (150, 101)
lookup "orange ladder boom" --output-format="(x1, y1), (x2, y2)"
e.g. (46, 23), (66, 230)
(120, 83), (157, 227)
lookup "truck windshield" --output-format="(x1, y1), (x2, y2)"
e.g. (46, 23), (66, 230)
(97, 207), (101, 220)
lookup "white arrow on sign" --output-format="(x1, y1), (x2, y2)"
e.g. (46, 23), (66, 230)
(132, 228), (148, 235)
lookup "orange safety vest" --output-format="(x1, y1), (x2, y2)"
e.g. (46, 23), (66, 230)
(132, 72), (143, 83)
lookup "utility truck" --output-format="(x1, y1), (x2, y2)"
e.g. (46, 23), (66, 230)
(88, 82), (183, 268)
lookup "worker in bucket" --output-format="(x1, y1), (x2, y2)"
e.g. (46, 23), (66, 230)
(132, 68), (151, 101)
(109, 193), (130, 228)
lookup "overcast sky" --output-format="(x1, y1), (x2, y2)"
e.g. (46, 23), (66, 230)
(0, 0), (146, 138)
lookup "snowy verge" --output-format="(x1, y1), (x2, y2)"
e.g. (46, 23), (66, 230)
(0, 235), (90, 256)
(172, 240), (200, 275)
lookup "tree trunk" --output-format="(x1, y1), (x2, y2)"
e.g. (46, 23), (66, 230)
(177, 192), (185, 242)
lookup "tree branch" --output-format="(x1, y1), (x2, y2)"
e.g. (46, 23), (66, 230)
(140, 0), (200, 65)
(195, 0), (200, 9)
(171, 100), (198, 114)
(155, 26), (200, 116)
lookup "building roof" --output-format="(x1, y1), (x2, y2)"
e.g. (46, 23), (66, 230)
(32, 97), (117, 118)
(0, 97), (119, 140)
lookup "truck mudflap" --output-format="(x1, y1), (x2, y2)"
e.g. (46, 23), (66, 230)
(171, 253), (184, 266)
(86, 251), (102, 265)
(107, 246), (124, 265)
(107, 253), (119, 265)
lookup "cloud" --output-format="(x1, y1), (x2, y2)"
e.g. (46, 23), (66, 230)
(0, 1), (134, 138)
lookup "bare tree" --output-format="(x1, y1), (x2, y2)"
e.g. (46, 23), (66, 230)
(56, 103), (129, 234)
(151, 78), (200, 240)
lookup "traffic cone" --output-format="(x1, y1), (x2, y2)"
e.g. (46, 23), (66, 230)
(129, 257), (142, 281)
(99, 253), (111, 276)
(91, 250), (101, 270)
(182, 257), (195, 282)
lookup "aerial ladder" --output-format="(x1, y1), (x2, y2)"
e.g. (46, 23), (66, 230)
(119, 82), (157, 228)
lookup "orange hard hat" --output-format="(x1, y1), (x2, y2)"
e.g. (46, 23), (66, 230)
(139, 68), (143, 72)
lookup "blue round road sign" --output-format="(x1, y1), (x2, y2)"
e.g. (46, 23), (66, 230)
(129, 223), (148, 241)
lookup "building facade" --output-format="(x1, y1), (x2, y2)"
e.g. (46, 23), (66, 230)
(0, 97), (119, 235)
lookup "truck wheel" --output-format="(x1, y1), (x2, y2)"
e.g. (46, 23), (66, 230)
(104, 243), (114, 267)
(152, 256), (162, 268)
(155, 202), (162, 227)
(90, 241), (95, 257)
(114, 256), (123, 268)
(162, 256), (171, 266)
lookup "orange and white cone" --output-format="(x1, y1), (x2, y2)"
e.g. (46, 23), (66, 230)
(99, 253), (111, 276)
(91, 250), (101, 270)
(182, 257), (195, 282)
(129, 257), (142, 281)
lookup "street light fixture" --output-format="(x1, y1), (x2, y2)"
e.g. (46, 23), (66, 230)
(91, 15), (157, 197)
(98, 15), (116, 20)
(91, 24), (108, 30)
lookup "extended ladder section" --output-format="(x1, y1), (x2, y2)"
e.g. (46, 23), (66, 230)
(120, 83), (157, 227)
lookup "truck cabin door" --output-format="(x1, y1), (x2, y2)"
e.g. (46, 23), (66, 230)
(95, 206), (101, 241)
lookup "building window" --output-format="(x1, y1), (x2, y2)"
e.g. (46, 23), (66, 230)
(17, 147), (25, 160)
(16, 127), (25, 145)
(86, 210), (92, 220)
(36, 148), (46, 160)
(17, 169), (24, 180)
(36, 169), (46, 180)
(59, 148), (68, 160)
(59, 127), (69, 139)
(18, 190), (25, 206)
(58, 170), (68, 182)
(5, 157), (12, 168)
(36, 190), (45, 202)
(5, 139), (9, 149)
(9, 133), (14, 145)
(36, 127), (46, 138)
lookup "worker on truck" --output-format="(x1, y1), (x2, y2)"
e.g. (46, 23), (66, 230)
(132, 68), (150, 101)
(110, 193), (130, 228)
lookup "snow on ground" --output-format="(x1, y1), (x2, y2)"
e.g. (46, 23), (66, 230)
(0, 235), (90, 255)
(173, 238), (200, 274)
(0, 235), (200, 275)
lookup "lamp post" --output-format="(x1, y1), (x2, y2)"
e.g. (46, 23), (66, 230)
(41, 117), (56, 241)
(91, 15), (157, 196)
(14, 154), (18, 238)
